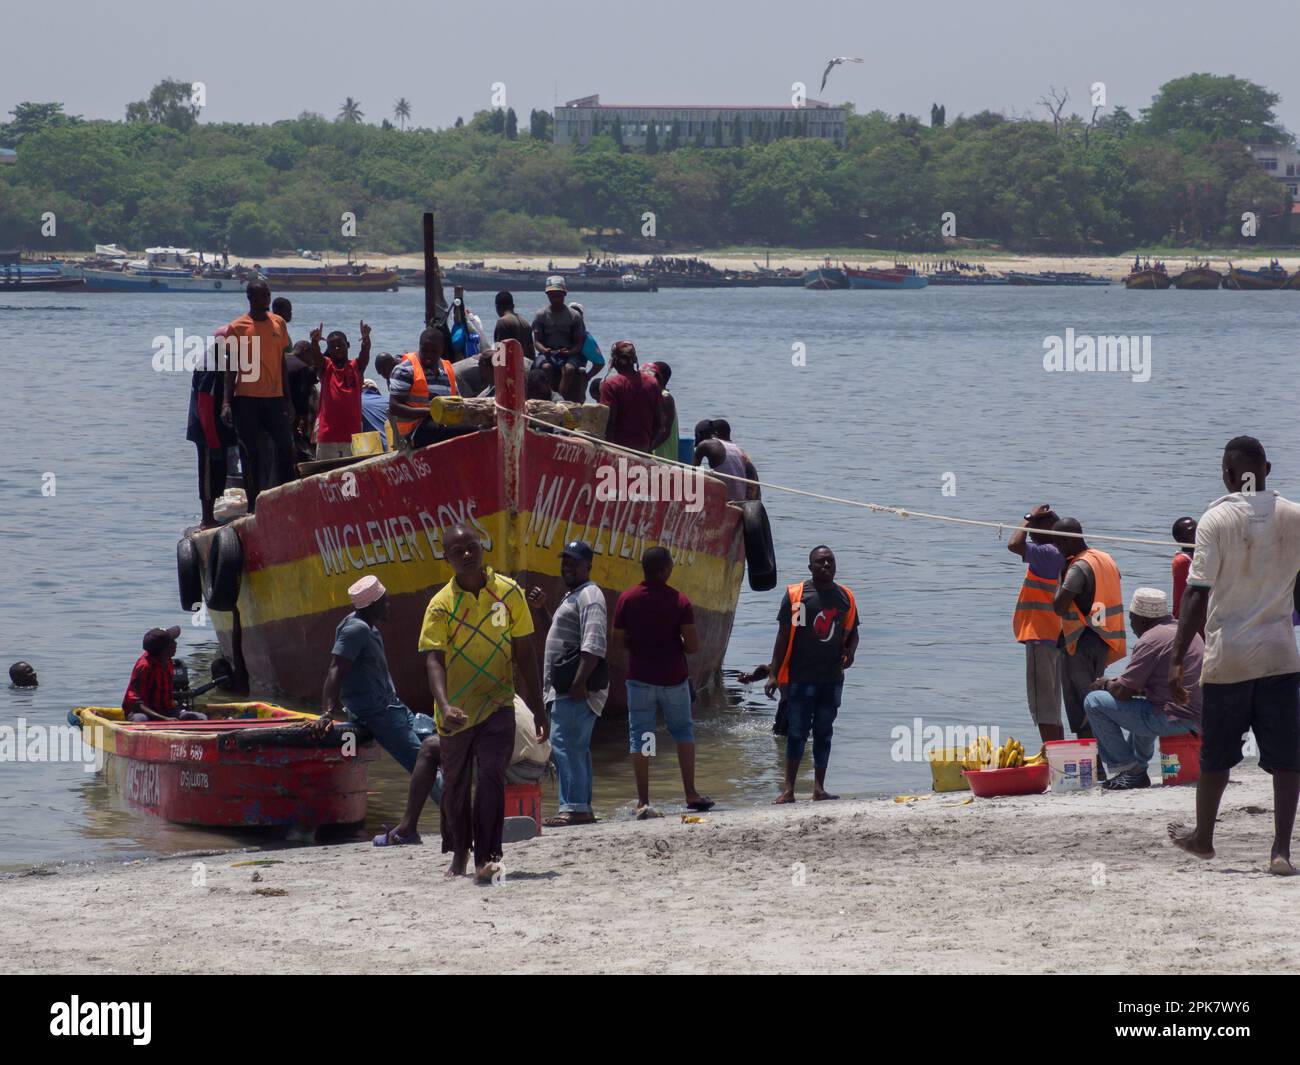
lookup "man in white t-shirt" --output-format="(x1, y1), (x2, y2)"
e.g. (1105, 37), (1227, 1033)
(1168, 436), (1300, 876)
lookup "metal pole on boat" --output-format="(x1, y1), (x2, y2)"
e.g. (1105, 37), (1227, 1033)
(422, 211), (447, 328)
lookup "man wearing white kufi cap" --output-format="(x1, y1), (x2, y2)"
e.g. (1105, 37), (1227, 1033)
(313, 574), (444, 845)
(1082, 586), (1204, 791)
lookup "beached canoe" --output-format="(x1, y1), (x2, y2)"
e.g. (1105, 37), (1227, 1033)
(70, 702), (377, 831)
(844, 265), (928, 290)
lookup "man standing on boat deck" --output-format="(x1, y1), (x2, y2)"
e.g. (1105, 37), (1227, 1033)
(765, 546), (860, 803)
(220, 279), (295, 512)
(1169, 436), (1300, 876)
(312, 576), (443, 846)
(1051, 517), (1126, 745)
(528, 540), (608, 828)
(644, 363), (680, 462)
(419, 525), (547, 882)
(1007, 505), (1066, 742)
(187, 325), (239, 528)
(599, 340), (661, 453)
(492, 290), (535, 365)
(306, 321), (371, 460)
(532, 276), (587, 402)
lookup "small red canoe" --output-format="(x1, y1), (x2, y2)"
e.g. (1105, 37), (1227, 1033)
(71, 702), (377, 832)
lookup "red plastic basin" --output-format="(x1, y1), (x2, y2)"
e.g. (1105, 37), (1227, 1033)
(962, 763), (1050, 797)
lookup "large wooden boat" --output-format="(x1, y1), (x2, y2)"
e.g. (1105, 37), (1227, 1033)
(444, 263), (655, 292)
(69, 702), (376, 831)
(1123, 267), (1171, 289)
(844, 264), (928, 290)
(1172, 264), (1222, 290)
(179, 343), (761, 715)
(1006, 271), (1111, 286)
(259, 264), (400, 292)
(1223, 263), (1288, 290)
(803, 265), (848, 289)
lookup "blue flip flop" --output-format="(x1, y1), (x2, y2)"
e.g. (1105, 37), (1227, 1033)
(372, 825), (422, 847)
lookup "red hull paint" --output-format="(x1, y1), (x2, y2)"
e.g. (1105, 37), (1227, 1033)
(80, 706), (377, 830)
(194, 343), (748, 714)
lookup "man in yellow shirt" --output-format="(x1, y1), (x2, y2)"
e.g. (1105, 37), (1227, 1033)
(419, 524), (546, 882)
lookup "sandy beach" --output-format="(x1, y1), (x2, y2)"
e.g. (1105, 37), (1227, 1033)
(2, 766), (1294, 975)
(46, 249), (1300, 281)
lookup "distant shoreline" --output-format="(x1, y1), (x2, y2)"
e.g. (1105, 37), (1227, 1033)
(38, 249), (1300, 282)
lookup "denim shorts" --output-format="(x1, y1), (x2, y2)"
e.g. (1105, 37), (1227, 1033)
(626, 679), (694, 752)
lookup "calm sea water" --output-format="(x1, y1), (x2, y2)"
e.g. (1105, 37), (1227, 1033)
(2, 283), (1296, 869)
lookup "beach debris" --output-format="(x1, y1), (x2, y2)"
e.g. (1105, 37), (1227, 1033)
(681, 814), (706, 824)
(253, 887), (288, 897)
(893, 794), (929, 804)
(231, 859), (284, 867)
(251, 871), (263, 882)
(942, 797), (975, 806)
(647, 838), (671, 859)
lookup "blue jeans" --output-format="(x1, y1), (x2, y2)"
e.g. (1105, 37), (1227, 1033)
(1082, 689), (1196, 772)
(785, 682), (842, 770)
(549, 695), (598, 814)
(625, 679), (694, 753)
(348, 702), (442, 802)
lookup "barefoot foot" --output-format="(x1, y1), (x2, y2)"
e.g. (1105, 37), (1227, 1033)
(474, 861), (502, 885)
(1269, 854), (1298, 876)
(1167, 822), (1214, 860)
(445, 852), (469, 878)
(812, 789), (840, 801)
(772, 791), (796, 804)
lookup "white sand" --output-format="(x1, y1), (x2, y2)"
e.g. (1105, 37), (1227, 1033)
(2, 767), (1296, 974)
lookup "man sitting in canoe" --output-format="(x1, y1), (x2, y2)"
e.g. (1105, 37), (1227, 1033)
(123, 626), (207, 722)
(311, 575), (443, 847)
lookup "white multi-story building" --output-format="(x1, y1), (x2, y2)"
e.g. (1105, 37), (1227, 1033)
(553, 95), (845, 148)
(1247, 143), (1300, 198)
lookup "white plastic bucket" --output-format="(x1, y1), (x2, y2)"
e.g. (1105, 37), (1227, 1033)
(1045, 738), (1098, 792)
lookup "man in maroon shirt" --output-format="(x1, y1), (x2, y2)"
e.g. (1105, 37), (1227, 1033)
(598, 341), (661, 454)
(612, 546), (713, 816)
(123, 626), (207, 722)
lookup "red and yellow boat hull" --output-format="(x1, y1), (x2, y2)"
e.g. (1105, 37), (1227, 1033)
(189, 348), (747, 715)
(72, 703), (377, 830)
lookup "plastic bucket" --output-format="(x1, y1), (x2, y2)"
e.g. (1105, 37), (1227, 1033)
(1159, 732), (1201, 786)
(927, 748), (970, 793)
(1045, 738), (1098, 792)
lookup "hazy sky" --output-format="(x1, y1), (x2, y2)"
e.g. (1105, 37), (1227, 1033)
(3, 0), (1297, 134)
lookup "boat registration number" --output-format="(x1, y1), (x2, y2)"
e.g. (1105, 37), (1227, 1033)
(169, 743), (204, 761)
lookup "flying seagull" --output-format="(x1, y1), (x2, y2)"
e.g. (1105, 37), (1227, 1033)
(820, 56), (864, 93)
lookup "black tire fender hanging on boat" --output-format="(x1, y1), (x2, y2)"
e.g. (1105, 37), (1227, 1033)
(741, 501), (777, 592)
(176, 536), (203, 610)
(204, 526), (244, 611)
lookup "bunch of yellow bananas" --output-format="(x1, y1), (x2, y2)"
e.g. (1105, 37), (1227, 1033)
(992, 737), (1049, 769)
(960, 735), (996, 771)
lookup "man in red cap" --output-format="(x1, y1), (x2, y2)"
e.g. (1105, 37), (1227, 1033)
(123, 626), (207, 721)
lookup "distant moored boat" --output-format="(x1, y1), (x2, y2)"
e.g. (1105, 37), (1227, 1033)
(1172, 264), (1223, 290)
(1223, 263), (1288, 290)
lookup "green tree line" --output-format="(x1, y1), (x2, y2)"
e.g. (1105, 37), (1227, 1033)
(0, 73), (1293, 255)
